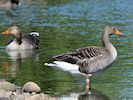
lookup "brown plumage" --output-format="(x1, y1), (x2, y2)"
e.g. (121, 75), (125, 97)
(52, 26), (123, 74)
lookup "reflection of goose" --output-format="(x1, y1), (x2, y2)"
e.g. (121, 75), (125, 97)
(45, 26), (123, 89)
(6, 49), (38, 60)
(0, 0), (20, 8)
(59, 88), (110, 100)
(78, 89), (110, 100)
(2, 50), (39, 77)
(2, 26), (39, 50)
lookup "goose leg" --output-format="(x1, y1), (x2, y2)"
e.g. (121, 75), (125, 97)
(86, 78), (90, 90)
(85, 74), (92, 90)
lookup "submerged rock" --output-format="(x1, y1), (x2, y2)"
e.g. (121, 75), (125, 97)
(22, 82), (41, 93)
(0, 82), (16, 91)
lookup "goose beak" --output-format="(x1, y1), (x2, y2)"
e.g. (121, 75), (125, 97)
(115, 29), (123, 36)
(2, 29), (10, 35)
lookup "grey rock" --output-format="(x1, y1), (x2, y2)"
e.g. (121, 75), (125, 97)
(22, 82), (41, 93)
(0, 97), (9, 100)
(25, 93), (45, 100)
(10, 94), (24, 100)
(31, 92), (36, 96)
(0, 82), (16, 91)
(0, 89), (6, 97)
(4, 91), (12, 98)
(22, 93), (31, 98)
(12, 92), (20, 96)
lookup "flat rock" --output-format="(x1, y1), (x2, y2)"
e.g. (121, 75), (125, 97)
(22, 82), (41, 93)
(0, 82), (16, 91)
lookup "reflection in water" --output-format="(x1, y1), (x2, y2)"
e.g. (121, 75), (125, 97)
(2, 50), (38, 78)
(6, 50), (38, 60)
(59, 88), (110, 100)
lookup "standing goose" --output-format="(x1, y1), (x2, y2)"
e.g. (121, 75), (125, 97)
(2, 26), (39, 50)
(0, 0), (20, 8)
(45, 26), (123, 89)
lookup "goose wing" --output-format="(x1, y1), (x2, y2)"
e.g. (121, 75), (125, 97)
(53, 46), (103, 64)
(22, 35), (39, 49)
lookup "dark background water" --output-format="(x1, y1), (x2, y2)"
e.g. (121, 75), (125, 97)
(0, 0), (132, 99)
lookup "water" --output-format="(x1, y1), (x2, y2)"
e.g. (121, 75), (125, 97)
(0, 0), (132, 99)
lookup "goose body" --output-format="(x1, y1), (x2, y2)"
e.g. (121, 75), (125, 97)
(2, 26), (39, 50)
(45, 26), (123, 89)
(0, 0), (20, 8)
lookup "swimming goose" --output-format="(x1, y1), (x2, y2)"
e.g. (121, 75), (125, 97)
(2, 26), (39, 50)
(45, 26), (123, 89)
(0, 0), (20, 8)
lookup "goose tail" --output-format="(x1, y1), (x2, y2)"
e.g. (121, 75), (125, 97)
(45, 61), (80, 74)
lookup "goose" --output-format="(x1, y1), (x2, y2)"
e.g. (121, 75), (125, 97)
(45, 26), (123, 89)
(0, 0), (20, 8)
(2, 26), (39, 50)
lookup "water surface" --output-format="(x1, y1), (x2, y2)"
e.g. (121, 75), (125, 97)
(0, 0), (132, 99)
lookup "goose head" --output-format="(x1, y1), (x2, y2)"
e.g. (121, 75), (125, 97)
(2, 26), (21, 38)
(104, 26), (123, 36)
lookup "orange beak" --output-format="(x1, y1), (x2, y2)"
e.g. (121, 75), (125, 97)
(2, 29), (10, 35)
(115, 29), (123, 35)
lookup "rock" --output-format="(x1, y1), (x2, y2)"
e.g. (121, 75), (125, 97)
(4, 91), (12, 98)
(12, 92), (20, 96)
(0, 82), (16, 91)
(0, 97), (9, 100)
(22, 82), (41, 93)
(22, 93), (31, 98)
(25, 93), (45, 100)
(31, 92), (36, 96)
(10, 94), (24, 100)
(0, 89), (6, 98)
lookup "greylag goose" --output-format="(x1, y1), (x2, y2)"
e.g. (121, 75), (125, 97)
(2, 26), (39, 50)
(45, 26), (123, 89)
(0, 0), (20, 8)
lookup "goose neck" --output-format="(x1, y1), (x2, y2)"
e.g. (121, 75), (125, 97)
(102, 32), (112, 48)
(14, 33), (22, 45)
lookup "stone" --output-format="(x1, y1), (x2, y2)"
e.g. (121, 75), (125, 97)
(0, 89), (6, 97)
(22, 82), (41, 93)
(25, 94), (45, 100)
(31, 92), (36, 96)
(4, 91), (12, 98)
(0, 82), (16, 91)
(22, 93), (31, 98)
(0, 97), (9, 100)
(10, 94), (24, 100)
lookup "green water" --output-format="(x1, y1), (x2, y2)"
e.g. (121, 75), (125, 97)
(0, 0), (132, 99)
